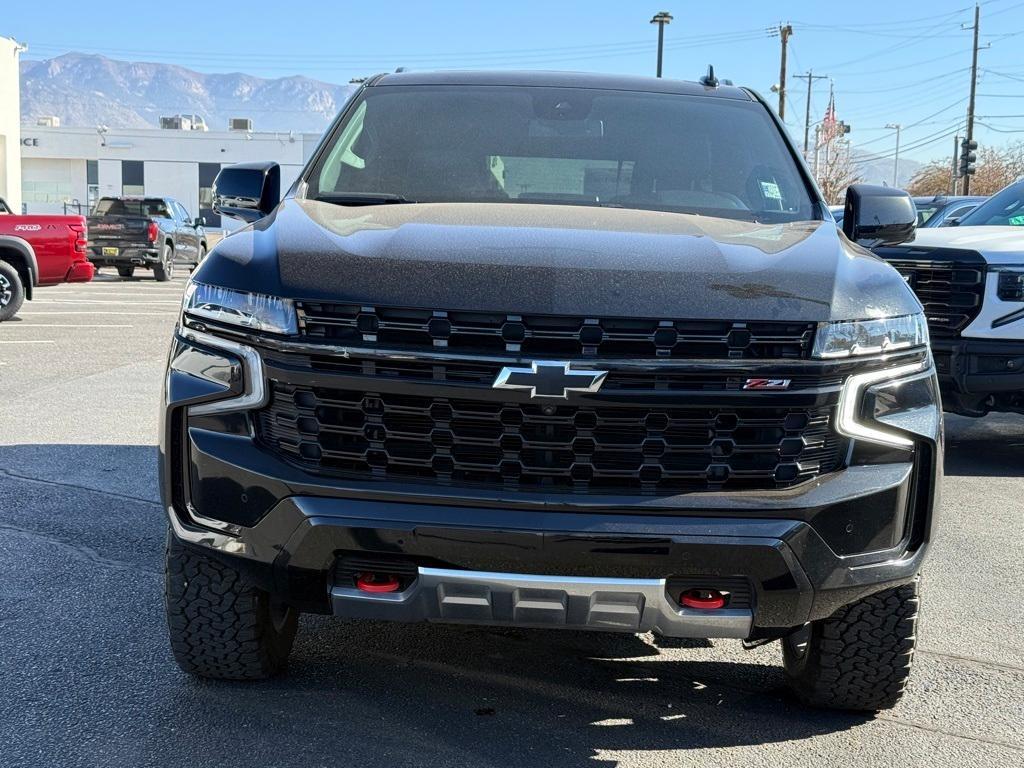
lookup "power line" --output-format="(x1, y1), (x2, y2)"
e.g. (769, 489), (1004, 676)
(851, 99), (968, 149)
(840, 67), (971, 94)
(24, 28), (771, 66)
(818, 10), (976, 71)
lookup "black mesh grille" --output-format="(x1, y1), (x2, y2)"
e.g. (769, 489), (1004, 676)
(256, 381), (843, 495)
(875, 249), (986, 337)
(297, 303), (815, 359)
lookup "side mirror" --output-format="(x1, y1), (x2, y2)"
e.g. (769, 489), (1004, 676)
(842, 184), (916, 246)
(193, 216), (205, 228)
(945, 217), (961, 227)
(213, 162), (280, 223)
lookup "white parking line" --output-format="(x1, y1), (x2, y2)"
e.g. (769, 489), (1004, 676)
(29, 300), (182, 305)
(0, 339), (56, 344)
(1, 324), (134, 328)
(49, 291), (185, 297)
(17, 311), (175, 316)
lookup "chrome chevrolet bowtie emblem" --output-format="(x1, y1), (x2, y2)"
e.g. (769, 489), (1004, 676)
(493, 360), (608, 399)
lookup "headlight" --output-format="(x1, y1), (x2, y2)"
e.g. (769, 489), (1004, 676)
(837, 360), (937, 448)
(995, 268), (1024, 302)
(182, 281), (298, 335)
(813, 313), (929, 359)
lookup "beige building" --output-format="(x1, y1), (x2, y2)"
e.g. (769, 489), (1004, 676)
(0, 37), (26, 212)
(19, 124), (323, 230)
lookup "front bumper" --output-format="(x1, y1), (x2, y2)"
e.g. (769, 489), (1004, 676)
(166, 429), (938, 635)
(932, 336), (1024, 411)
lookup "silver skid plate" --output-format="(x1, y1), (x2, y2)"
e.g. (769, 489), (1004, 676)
(331, 567), (752, 638)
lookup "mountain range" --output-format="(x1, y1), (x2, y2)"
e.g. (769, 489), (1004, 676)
(20, 53), (357, 133)
(18, 53), (927, 187)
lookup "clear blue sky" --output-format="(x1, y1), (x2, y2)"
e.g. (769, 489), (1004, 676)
(5, 0), (1024, 166)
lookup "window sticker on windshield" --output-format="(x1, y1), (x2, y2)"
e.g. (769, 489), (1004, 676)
(1009, 214), (1024, 226)
(760, 181), (783, 200)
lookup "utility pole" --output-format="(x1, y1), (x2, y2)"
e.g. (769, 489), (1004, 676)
(964, 3), (981, 194)
(951, 134), (960, 195)
(650, 11), (673, 78)
(886, 123), (902, 187)
(794, 70), (828, 158)
(777, 24), (793, 120)
(813, 125), (821, 177)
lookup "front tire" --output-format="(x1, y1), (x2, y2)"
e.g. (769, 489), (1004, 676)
(153, 244), (174, 282)
(783, 579), (919, 711)
(164, 531), (298, 680)
(0, 260), (26, 321)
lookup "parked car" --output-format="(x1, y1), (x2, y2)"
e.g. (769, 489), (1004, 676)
(874, 179), (1024, 416)
(913, 195), (986, 228)
(87, 196), (207, 281)
(162, 71), (941, 712)
(0, 196), (93, 321)
(828, 204), (844, 226)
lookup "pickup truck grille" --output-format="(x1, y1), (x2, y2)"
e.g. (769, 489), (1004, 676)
(296, 303), (815, 359)
(875, 249), (986, 337)
(256, 379), (843, 495)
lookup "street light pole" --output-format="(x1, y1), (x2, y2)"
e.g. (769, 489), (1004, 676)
(650, 11), (673, 78)
(886, 123), (902, 187)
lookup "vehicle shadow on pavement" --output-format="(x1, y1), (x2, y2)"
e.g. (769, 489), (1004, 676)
(943, 413), (1024, 477)
(146, 619), (870, 767)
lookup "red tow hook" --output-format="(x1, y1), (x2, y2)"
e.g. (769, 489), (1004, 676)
(355, 573), (401, 593)
(679, 589), (727, 610)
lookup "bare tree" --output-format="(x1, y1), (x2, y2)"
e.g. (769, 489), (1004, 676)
(815, 139), (863, 205)
(907, 141), (1024, 197)
(906, 161), (950, 196)
(973, 143), (1024, 194)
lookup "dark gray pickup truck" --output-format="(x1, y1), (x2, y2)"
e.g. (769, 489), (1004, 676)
(87, 196), (207, 281)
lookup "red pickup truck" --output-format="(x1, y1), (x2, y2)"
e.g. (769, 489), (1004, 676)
(0, 197), (94, 321)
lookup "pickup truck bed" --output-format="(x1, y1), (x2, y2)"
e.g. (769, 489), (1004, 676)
(0, 197), (93, 321)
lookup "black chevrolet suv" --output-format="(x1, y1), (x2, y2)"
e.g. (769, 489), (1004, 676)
(161, 71), (942, 712)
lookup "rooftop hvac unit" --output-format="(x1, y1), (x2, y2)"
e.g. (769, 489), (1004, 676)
(37, 115), (60, 127)
(229, 117), (253, 132)
(159, 114), (209, 131)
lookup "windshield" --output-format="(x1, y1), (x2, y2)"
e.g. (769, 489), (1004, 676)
(307, 85), (816, 223)
(957, 182), (1024, 226)
(915, 203), (939, 225)
(93, 198), (171, 218)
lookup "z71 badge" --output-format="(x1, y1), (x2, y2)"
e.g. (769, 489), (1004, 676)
(742, 378), (791, 391)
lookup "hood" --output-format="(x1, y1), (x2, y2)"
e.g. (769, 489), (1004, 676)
(195, 199), (921, 322)
(902, 226), (1024, 261)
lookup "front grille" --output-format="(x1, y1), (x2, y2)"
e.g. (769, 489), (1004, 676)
(875, 249), (986, 337)
(297, 303), (815, 359)
(256, 380), (843, 495)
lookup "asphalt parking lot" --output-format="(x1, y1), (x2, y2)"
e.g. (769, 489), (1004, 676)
(1, 273), (1022, 768)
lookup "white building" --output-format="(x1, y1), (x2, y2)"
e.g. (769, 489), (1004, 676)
(19, 122), (324, 230)
(0, 37), (26, 212)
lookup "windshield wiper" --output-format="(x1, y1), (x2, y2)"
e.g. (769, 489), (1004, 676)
(314, 192), (417, 206)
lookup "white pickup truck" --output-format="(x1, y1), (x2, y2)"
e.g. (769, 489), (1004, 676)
(873, 179), (1024, 417)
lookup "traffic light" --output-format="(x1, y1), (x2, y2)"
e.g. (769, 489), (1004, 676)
(959, 138), (978, 176)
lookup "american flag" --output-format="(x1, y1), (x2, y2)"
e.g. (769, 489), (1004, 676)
(821, 92), (838, 143)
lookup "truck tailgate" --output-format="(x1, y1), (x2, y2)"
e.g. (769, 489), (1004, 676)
(87, 216), (152, 245)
